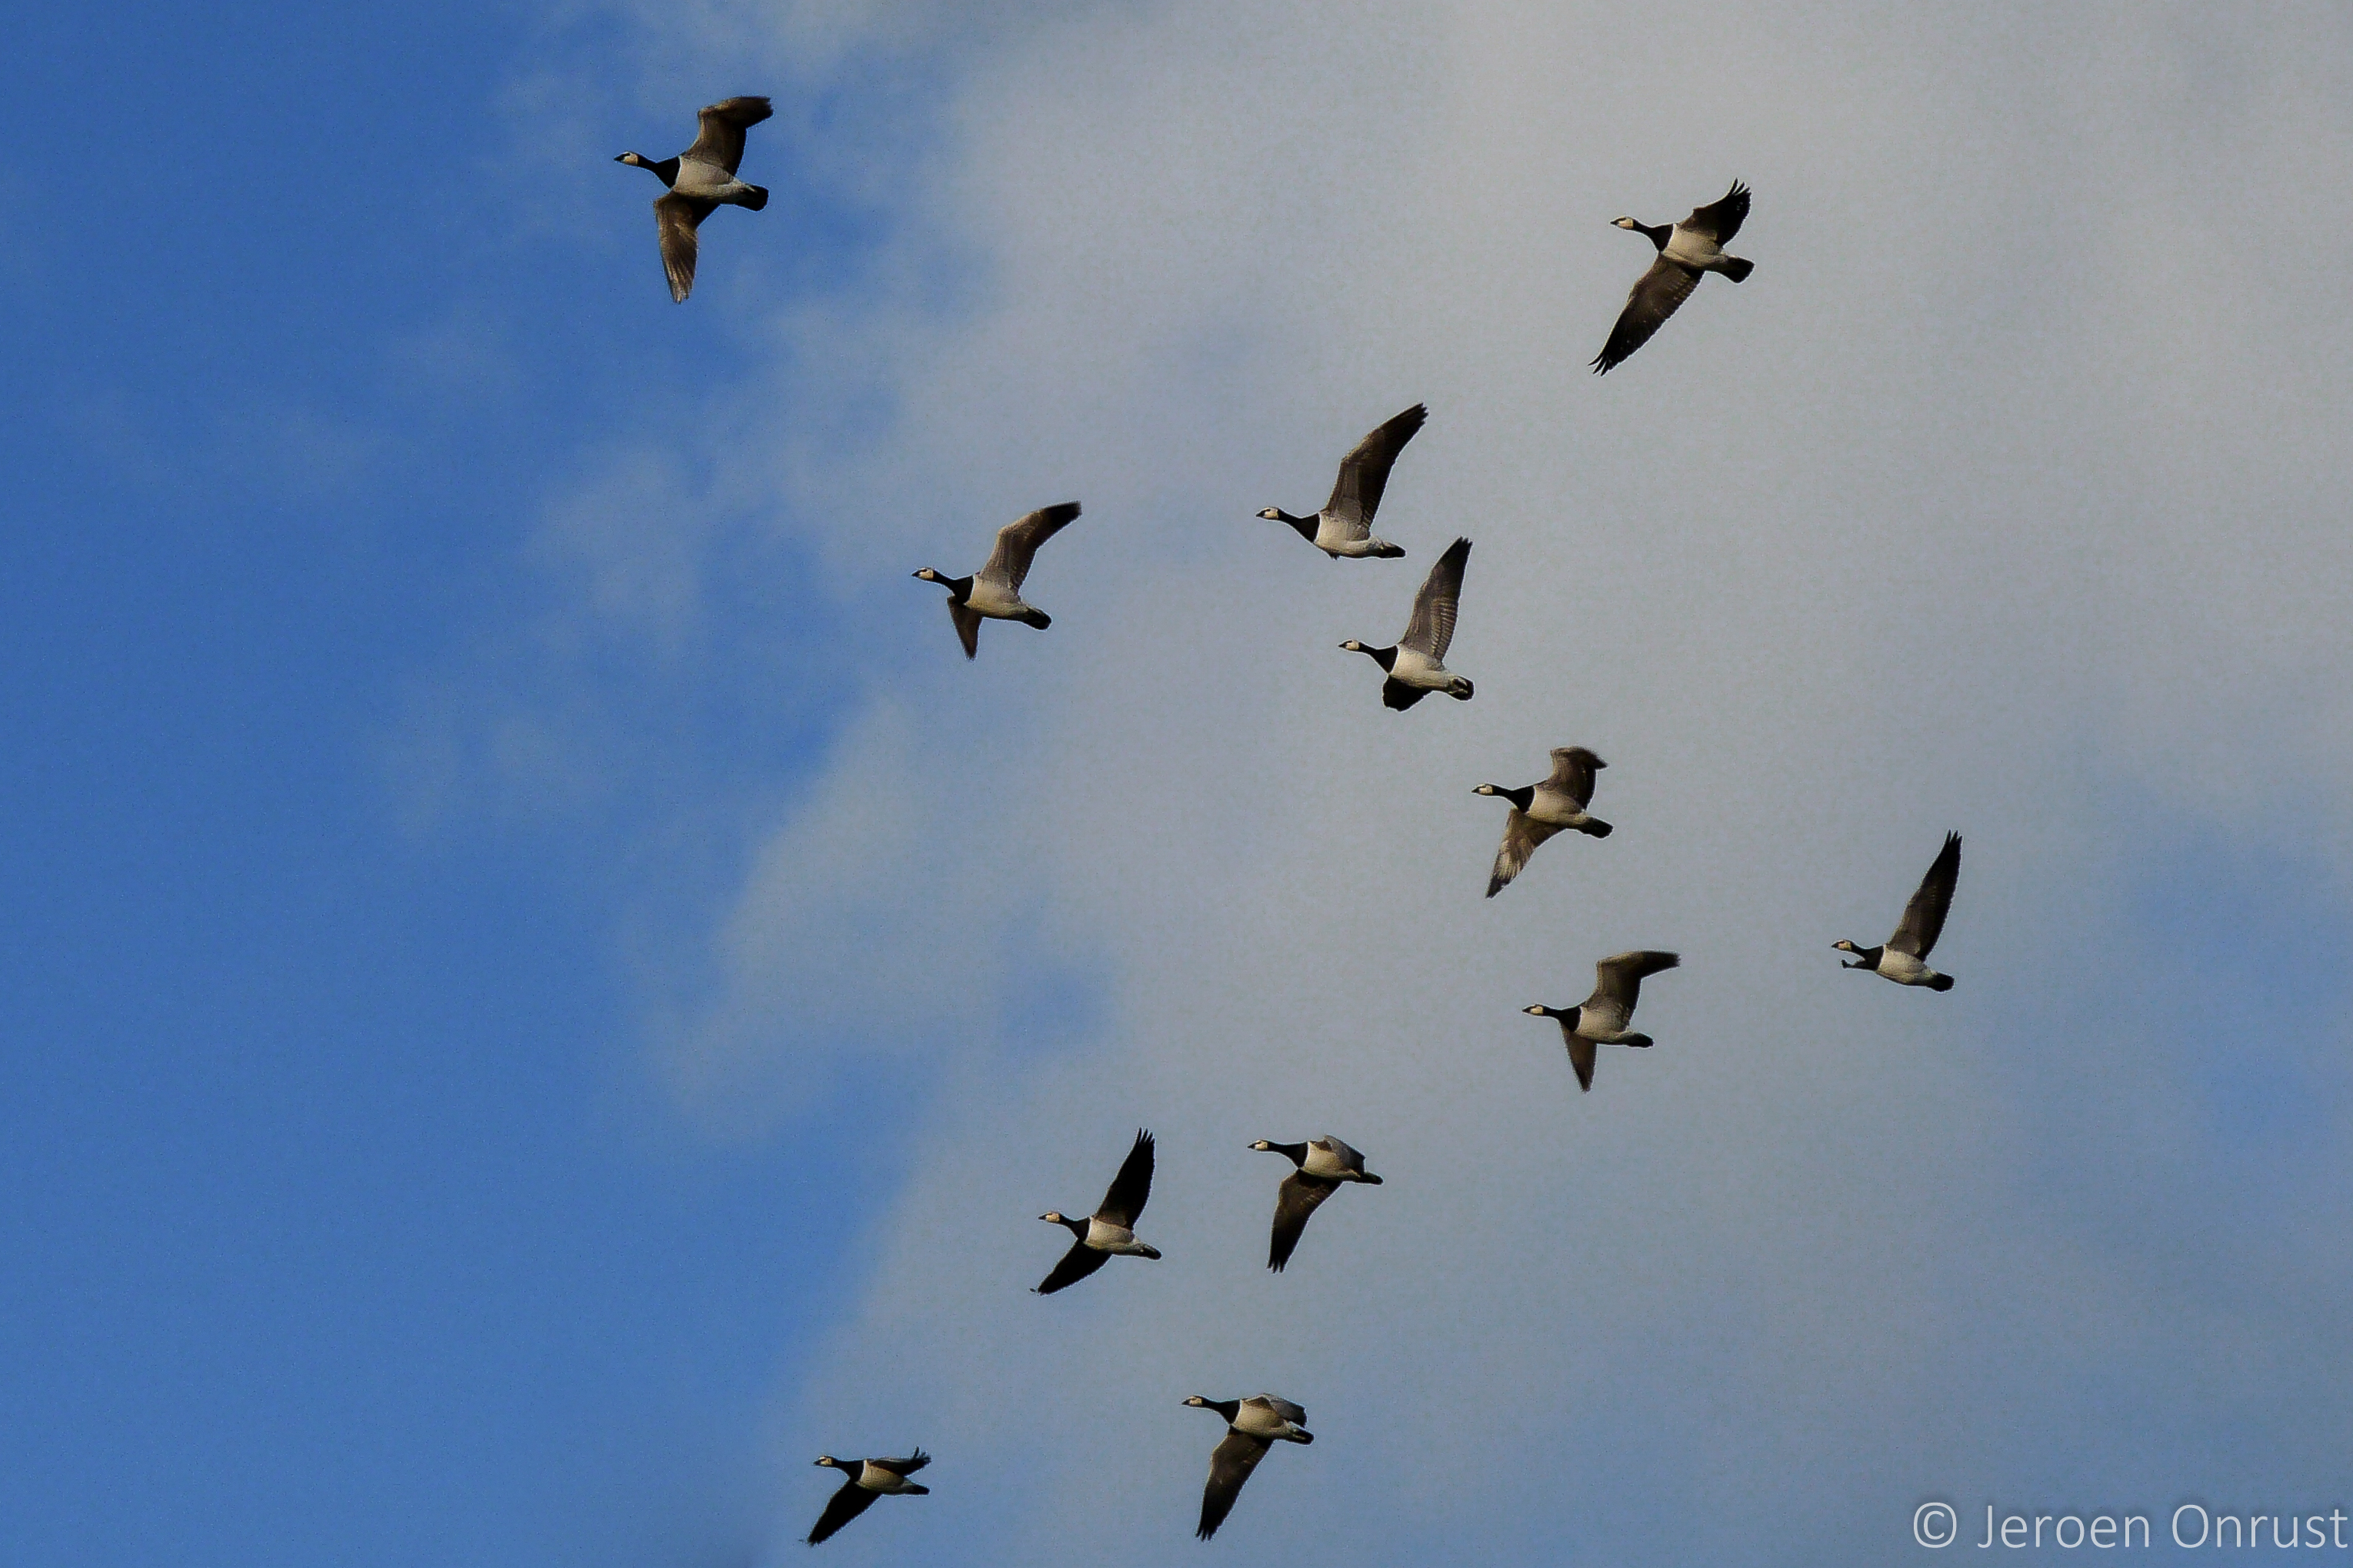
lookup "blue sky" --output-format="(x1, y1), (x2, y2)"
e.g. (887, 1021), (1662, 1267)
(6, 4), (2353, 1565)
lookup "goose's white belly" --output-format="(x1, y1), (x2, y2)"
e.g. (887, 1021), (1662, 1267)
(858, 1464), (918, 1493)
(1389, 648), (1450, 687)
(1300, 1141), (1351, 1179)
(1662, 228), (1721, 268)
(1877, 950), (1932, 984)
(1317, 514), (1379, 555)
(1086, 1217), (1151, 1252)
(965, 580), (1028, 618)
(1578, 1004), (1632, 1040)
(1232, 1403), (1295, 1439)
(672, 157), (748, 198)
(1525, 787), (1588, 827)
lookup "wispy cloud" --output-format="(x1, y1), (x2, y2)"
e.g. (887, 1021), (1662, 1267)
(458, 4), (2353, 1560)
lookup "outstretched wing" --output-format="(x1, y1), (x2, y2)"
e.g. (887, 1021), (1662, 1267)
(1034, 1238), (1109, 1296)
(1591, 255), (1700, 375)
(979, 502), (1081, 594)
(1322, 404), (1427, 539)
(948, 599), (981, 660)
(1381, 678), (1429, 711)
(1400, 536), (1471, 659)
(1486, 809), (1562, 898)
(1545, 746), (1604, 807)
(870, 1448), (930, 1478)
(653, 192), (713, 303)
(1890, 832), (1962, 958)
(1591, 950), (1681, 1014)
(1097, 1127), (1155, 1227)
(1198, 1430), (1271, 1540)
(806, 1477), (878, 1545)
(1268, 1171), (1338, 1272)
(683, 95), (773, 175)
(1682, 180), (1749, 245)
(1561, 1020), (1599, 1093)
(1257, 1395), (1308, 1426)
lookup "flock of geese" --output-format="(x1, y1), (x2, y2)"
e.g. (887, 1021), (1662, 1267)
(616, 97), (1968, 1548)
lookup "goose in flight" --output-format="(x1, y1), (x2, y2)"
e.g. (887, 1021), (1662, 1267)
(1249, 1136), (1383, 1272)
(1341, 536), (1474, 709)
(913, 503), (1081, 659)
(1258, 404), (1425, 558)
(1835, 832), (1962, 990)
(1591, 181), (1754, 374)
(1183, 1394), (1313, 1540)
(615, 96), (773, 303)
(1034, 1128), (1159, 1294)
(805, 1450), (929, 1544)
(1524, 950), (1681, 1092)
(1475, 746), (1613, 897)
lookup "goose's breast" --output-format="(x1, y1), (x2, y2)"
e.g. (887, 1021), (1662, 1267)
(1525, 787), (1585, 826)
(965, 581), (1025, 617)
(1878, 950), (1929, 983)
(1390, 648), (1445, 685)
(1663, 228), (1720, 268)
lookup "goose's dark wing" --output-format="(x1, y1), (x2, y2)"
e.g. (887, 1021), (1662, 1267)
(868, 1448), (930, 1478)
(1486, 809), (1561, 898)
(1682, 180), (1749, 245)
(1590, 950), (1680, 1014)
(978, 503), (1081, 594)
(683, 95), (772, 175)
(1197, 1429), (1271, 1540)
(1545, 746), (1604, 807)
(653, 192), (714, 303)
(948, 599), (981, 660)
(1591, 255), (1699, 375)
(1560, 1018), (1598, 1093)
(1033, 1238), (1109, 1296)
(1400, 536), (1470, 659)
(1097, 1127), (1155, 1227)
(1268, 1170), (1338, 1271)
(806, 1477), (878, 1544)
(1381, 679), (1429, 711)
(1890, 832), (1962, 958)
(1322, 404), (1427, 538)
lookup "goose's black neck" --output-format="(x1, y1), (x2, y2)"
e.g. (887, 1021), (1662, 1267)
(1259, 1140), (1308, 1167)
(1491, 784), (1535, 811)
(1279, 510), (1317, 541)
(1633, 219), (1671, 249)
(1050, 1213), (1088, 1238)
(1355, 644), (1398, 671)
(922, 570), (973, 603)
(1194, 1398), (1240, 1422)
(623, 153), (682, 186)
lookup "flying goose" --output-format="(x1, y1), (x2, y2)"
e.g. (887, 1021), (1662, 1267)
(806, 1449), (929, 1545)
(1524, 950), (1681, 1092)
(1475, 746), (1613, 897)
(1835, 832), (1962, 990)
(1258, 404), (1425, 558)
(913, 503), (1081, 659)
(615, 96), (773, 303)
(1249, 1136), (1382, 1272)
(1341, 536), (1474, 709)
(1034, 1127), (1159, 1294)
(1183, 1395), (1312, 1540)
(1591, 181), (1754, 374)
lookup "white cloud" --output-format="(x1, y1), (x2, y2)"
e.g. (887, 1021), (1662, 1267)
(510, 3), (2353, 1560)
